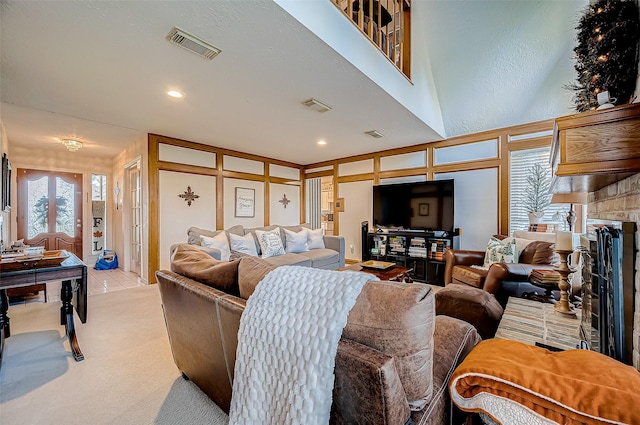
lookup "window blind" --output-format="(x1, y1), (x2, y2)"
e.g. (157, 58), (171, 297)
(509, 148), (566, 235)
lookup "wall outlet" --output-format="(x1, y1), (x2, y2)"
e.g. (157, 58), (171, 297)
(349, 244), (354, 253)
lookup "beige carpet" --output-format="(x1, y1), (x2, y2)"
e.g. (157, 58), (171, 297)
(0, 285), (229, 425)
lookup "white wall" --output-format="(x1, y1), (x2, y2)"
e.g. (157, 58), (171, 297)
(159, 171), (216, 270)
(338, 180), (373, 261)
(436, 169), (498, 250)
(270, 183), (300, 226)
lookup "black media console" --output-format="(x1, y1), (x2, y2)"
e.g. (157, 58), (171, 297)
(361, 222), (460, 285)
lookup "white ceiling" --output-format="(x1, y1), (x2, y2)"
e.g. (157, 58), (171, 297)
(0, 0), (587, 165)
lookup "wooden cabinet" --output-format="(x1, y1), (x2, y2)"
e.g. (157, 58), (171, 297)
(550, 103), (640, 193)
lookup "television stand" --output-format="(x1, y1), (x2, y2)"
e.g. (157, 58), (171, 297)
(361, 228), (460, 285)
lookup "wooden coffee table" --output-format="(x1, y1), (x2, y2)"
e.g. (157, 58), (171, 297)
(339, 262), (412, 282)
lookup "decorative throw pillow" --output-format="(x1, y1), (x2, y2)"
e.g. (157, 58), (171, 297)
(255, 228), (285, 259)
(307, 228), (325, 250)
(237, 256), (278, 299)
(170, 244), (240, 296)
(200, 232), (231, 262)
(284, 228), (309, 253)
(483, 236), (518, 268)
(229, 232), (258, 257)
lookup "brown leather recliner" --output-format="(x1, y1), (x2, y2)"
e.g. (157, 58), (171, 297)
(444, 239), (558, 306)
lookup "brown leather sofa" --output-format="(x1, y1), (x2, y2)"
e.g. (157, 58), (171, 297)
(444, 239), (558, 306)
(156, 245), (481, 425)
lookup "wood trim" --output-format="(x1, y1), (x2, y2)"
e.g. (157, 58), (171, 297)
(378, 167), (427, 180)
(499, 134), (509, 235)
(433, 158), (501, 173)
(305, 170), (335, 179)
(148, 136), (159, 284)
(156, 161), (218, 176)
(507, 136), (552, 151)
(264, 166), (270, 225)
(216, 152), (224, 230)
(336, 172), (376, 183)
(221, 170), (268, 182)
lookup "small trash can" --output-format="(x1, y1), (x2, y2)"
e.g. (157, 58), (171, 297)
(95, 249), (118, 270)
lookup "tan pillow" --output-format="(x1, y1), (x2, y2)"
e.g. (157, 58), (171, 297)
(343, 280), (435, 410)
(237, 256), (277, 299)
(170, 244), (240, 296)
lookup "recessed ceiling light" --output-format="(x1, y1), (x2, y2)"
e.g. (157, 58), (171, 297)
(317, 140), (327, 146)
(167, 90), (184, 98)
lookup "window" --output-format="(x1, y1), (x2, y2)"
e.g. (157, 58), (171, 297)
(509, 148), (565, 235)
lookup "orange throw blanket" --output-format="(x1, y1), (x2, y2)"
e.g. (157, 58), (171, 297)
(449, 339), (640, 425)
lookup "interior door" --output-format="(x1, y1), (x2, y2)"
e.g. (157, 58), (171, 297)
(128, 165), (141, 275)
(17, 169), (83, 258)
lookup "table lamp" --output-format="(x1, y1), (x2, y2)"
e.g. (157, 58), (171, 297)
(550, 192), (587, 232)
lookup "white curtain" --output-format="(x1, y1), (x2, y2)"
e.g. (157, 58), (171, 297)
(306, 178), (322, 229)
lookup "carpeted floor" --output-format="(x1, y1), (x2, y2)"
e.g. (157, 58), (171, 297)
(0, 285), (229, 425)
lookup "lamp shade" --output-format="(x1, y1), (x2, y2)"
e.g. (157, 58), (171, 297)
(550, 192), (587, 205)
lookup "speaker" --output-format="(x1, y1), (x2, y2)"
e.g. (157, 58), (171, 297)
(361, 221), (369, 261)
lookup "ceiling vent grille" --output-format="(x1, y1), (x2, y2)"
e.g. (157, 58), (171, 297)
(166, 27), (221, 60)
(365, 130), (384, 138)
(302, 98), (331, 113)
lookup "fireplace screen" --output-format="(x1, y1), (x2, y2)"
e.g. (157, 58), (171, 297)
(580, 220), (636, 365)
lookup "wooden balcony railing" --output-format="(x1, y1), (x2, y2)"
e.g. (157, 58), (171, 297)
(332, 0), (411, 79)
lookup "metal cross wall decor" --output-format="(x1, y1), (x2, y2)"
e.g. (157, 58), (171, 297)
(179, 186), (200, 206)
(279, 194), (290, 209)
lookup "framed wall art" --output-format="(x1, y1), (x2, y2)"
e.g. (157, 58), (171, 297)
(235, 187), (255, 217)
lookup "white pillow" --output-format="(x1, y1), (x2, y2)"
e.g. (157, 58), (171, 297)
(200, 232), (231, 262)
(483, 236), (518, 268)
(255, 228), (285, 259)
(229, 232), (258, 257)
(307, 228), (325, 250)
(284, 228), (309, 253)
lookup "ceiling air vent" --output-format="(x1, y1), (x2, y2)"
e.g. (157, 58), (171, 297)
(302, 98), (331, 113)
(166, 27), (221, 60)
(365, 130), (384, 138)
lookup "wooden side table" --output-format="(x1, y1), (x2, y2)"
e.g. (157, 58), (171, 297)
(495, 297), (582, 351)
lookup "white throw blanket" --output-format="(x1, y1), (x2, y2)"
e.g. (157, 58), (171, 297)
(228, 266), (373, 425)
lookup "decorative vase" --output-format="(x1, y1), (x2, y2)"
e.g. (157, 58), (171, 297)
(528, 211), (544, 224)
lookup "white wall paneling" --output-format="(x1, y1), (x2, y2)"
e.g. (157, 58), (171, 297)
(159, 171), (216, 270)
(224, 178), (265, 228)
(434, 139), (498, 165)
(379, 175), (427, 185)
(158, 143), (216, 168)
(338, 159), (374, 176)
(436, 169), (498, 250)
(508, 130), (553, 142)
(379, 151), (427, 171)
(223, 155), (264, 175)
(338, 180), (373, 261)
(270, 183), (300, 226)
(269, 164), (300, 180)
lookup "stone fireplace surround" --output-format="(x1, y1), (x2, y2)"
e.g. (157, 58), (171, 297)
(588, 173), (640, 370)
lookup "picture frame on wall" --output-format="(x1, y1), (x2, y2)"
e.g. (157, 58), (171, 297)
(419, 203), (429, 216)
(235, 187), (255, 217)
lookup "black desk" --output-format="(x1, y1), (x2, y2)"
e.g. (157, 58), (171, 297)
(0, 252), (87, 368)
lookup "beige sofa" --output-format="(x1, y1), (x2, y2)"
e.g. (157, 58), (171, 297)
(183, 224), (345, 269)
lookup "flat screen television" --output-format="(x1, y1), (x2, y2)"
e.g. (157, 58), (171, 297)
(372, 179), (454, 232)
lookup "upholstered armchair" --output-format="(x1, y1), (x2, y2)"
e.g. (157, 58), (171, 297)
(444, 237), (557, 305)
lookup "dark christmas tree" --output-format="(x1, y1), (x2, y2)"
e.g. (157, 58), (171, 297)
(567, 0), (640, 112)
